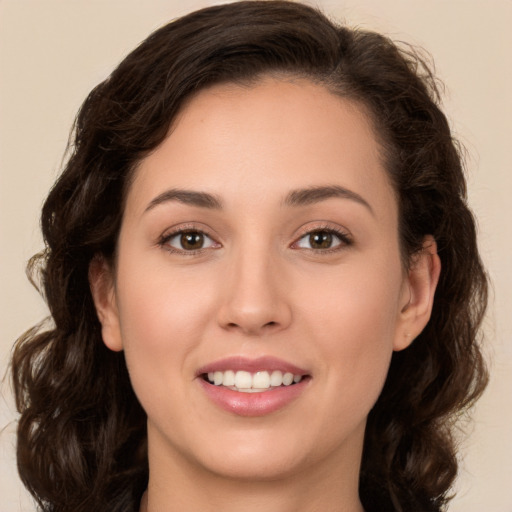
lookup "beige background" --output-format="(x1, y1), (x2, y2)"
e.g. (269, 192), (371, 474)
(1, 1), (510, 510)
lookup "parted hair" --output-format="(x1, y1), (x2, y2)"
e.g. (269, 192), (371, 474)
(11, 2), (488, 511)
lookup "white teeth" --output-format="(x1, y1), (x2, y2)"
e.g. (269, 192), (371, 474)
(223, 370), (235, 386)
(270, 370), (283, 387)
(252, 371), (270, 388)
(205, 369), (304, 391)
(237, 387), (269, 393)
(213, 371), (223, 386)
(234, 371), (252, 389)
(282, 372), (294, 385)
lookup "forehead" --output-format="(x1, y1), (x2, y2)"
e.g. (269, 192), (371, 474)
(127, 77), (396, 218)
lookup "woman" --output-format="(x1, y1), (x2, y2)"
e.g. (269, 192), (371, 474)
(11, 1), (488, 511)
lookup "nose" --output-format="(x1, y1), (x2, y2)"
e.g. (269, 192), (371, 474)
(216, 249), (292, 336)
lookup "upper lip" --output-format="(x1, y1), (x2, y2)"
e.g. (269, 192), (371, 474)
(196, 356), (309, 376)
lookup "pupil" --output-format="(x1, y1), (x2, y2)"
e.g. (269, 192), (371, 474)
(310, 231), (332, 249)
(181, 232), (204, 250)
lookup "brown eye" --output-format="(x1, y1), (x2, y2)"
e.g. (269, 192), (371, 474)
(180, 231), (205, 250)
(295, 229), (349, 251)
(166, 230), (217, 252)
(309, 231), (333, 249)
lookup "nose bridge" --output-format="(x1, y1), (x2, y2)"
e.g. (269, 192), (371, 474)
(218, 236), (291, 335)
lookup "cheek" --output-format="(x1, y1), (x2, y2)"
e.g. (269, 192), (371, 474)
(299, 255), (403, 343)
(116, 259), (214, 346)
(296, 258), (403, 404)
(112, 259), (221, 412)
(113, 261), (220, 425)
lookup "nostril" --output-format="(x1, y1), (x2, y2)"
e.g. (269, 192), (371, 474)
(225, 321), (277, 329)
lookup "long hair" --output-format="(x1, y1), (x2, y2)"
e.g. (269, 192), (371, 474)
(11, 2), (488, 511)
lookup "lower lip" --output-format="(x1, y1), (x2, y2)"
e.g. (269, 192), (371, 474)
(198, 377), (309, 417)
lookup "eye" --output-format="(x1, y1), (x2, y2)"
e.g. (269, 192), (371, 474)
(294, 228), (351, 251)
(163, 230), (219, 252)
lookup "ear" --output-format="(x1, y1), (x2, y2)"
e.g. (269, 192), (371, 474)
(89, 255), (124, 352)
(394, 236), (441, 351)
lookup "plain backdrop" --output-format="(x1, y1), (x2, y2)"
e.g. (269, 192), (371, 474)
(1, 1), (511, 510)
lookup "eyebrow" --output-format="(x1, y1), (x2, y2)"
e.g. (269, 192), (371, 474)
(144, 185), (373, 215)
(144, 188), (223, 212)
(284, 185), (374, 215)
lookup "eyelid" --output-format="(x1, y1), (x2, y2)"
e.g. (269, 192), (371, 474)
(156, 221), (352, 255)
(290, 222), (353, 252)
(157, 223), (222, 255)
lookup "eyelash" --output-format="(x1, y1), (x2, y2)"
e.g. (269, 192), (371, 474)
(291, 225), (353, 254)
(157, 224), (353, 255)
(158, 225), (220, 255)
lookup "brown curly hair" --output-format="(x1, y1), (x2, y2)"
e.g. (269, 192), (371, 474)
(11, 2), (488, 511)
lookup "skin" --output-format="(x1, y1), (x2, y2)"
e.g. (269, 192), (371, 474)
(90, 77), (440, 512)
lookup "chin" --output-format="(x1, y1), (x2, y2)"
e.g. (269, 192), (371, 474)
(192, 424), (340, 483)
(201, 450), (307, 482)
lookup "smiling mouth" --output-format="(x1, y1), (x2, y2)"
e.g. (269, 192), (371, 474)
(202, 370), (307, 393)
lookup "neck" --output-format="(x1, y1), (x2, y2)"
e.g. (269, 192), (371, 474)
(142, 476), (364, 512)
(142, 429), (365, 512)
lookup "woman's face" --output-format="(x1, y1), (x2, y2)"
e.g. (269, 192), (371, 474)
(93, 78), (435, 483)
